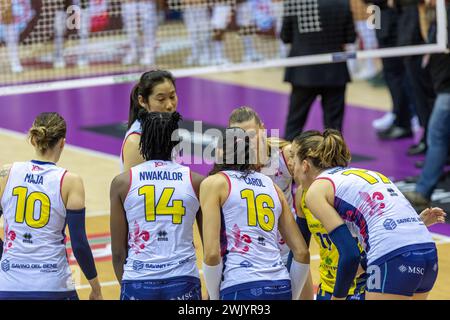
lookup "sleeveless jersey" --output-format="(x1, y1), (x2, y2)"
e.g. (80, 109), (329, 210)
(301, 189), (365, 295)
(120, 119), (142, 171)
(261, 148), (294, 263)
(219, 170), (290, 291)
(122, 160), (200, 281)
(0, 161), (74, 293)
(316, 167), (435, 265)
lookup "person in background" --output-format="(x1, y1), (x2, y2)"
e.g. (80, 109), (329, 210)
(281, 0), (356, 141)
(271, 0), (289, 58)
(182, 0), (211, 66)
(0, 0), (33, 73)
(121, 0), (158, 66)
(210, 0), (232, 65)
(348, 0), (379, 80)
(405, 0), (450, 210)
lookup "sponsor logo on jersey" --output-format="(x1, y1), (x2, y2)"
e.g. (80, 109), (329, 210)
(154, 162), (166, 168)
(133, 260), (144, 271)
(31, 165), (44, 172)
(257, 236), (266, 246)
(386, 188), (398, 197)
(239, 260), (253, 268)
(157, 230), (169, 242)
(1, 259), (10, 272)
(383, 219), (397, 230)
(23, 233), (33, 244)
(398, 265), (407, 273)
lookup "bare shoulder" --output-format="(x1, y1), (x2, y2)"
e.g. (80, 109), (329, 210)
(305, 179), (334, 204)
(62, 171), (84, 188)
(124, 133), (141, 149)
(111, 171), (131, 194)
(200, 173), (228, 191)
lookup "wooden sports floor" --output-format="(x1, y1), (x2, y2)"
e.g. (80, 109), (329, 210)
(0, 69), (449, 299)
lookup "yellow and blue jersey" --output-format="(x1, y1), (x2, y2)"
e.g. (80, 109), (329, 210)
(300, 189), (366, 296)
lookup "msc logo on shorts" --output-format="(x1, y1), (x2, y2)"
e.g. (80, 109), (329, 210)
(398, 265), (407, 273)
(1, 259), (10, 272)
(383, 219), (397, 230)
(133, 260), (144, 271)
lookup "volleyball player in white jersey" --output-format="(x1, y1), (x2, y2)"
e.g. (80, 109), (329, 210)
(227, 107), (294, 264)
(111, 111), (204, 300)
(200, 127), (309, 300)
(293, 129), (443, 300)
(0, 112), (102, 300)
(121, 70), (178, 172)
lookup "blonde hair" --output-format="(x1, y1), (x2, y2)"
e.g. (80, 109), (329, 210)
(29, 112), (66, 154)
(228, 106), (262, 127)
(295, 129), (351, 169)
(229, 106), (291, 155)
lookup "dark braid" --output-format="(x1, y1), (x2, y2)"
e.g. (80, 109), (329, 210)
(138, 110), (182, 161)
(209, 127), (257, 178)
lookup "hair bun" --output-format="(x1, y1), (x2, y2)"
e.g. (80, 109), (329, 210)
(31, 126), (47, 140)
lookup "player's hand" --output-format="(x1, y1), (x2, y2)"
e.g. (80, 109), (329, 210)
(331, 296), (346, 300)
(89, 289), (103, 300)
(420, 207), (447, 227)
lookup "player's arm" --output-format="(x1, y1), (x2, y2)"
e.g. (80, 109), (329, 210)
(62, 172), (102, 300)
(122, 134), (145, 172)
(420, 207), (447, 227)
(191, 171), (205, 243)
(0, 164), (10, 260)
(276, 184), (310, 300)
(110, 172), (130, 284)
(294, 186), (315, 300)
(305, 179), (360, 300)
(200, 174), (228, 300)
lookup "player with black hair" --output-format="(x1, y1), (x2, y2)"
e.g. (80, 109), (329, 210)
(110, 111), (204, 300)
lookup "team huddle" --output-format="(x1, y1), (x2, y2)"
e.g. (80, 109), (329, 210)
(0, 70), (446, 300)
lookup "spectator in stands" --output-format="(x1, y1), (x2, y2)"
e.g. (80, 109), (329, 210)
(210, 0), (232, 65)
(121, 0), (158, 66)
(405, 0), (450, 210)
(54, 0), (95, 69)
(281, 0), (356, 141)
(183, 0), (211, 66)
(271, 0), (289, 58)
(348, 0), (379, 80)
(0, 0), (33, 73)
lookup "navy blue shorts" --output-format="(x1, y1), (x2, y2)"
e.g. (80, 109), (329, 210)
(366, 246), (438, 297)
(0, 290), (79, 300)
(121, 277), (201, 300)
(220, 280), (292, 300)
